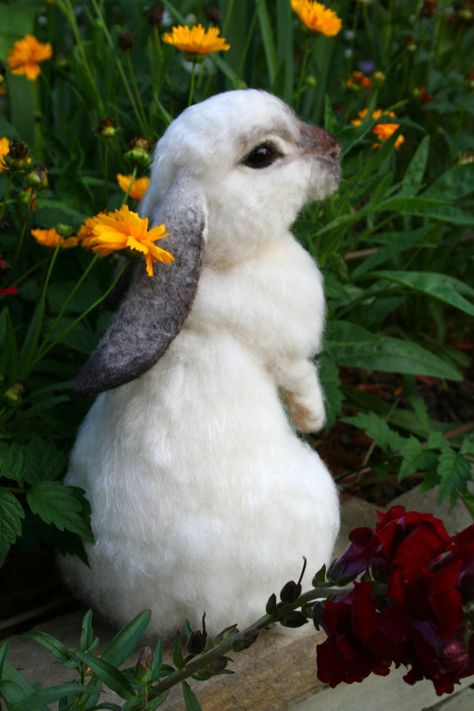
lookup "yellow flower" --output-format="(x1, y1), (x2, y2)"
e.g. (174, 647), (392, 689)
(77, 215), (103, 250)
(291, 0), (342, 37)
(352, 108), (405, 150)
(162, 24), (230, 54)
(31, 228), (78, 249)
(116, 174), (150, 202)
(8, 34), (52, 81)
(87, 205), (174, 278)
(0, 136), (9, 172)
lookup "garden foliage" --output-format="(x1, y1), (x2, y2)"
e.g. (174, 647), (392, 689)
(0, 0), (473, 706)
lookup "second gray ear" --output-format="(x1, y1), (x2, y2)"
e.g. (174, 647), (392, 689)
(74, 177), (206, 396)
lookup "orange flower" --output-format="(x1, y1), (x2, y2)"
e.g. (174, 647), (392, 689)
(8, 34), (52, 81)
(0, 136), (9, 172)
(352, 108), (405, 150)
(291, 0), (342, 37)
(77, 215), (103, 250)
(31, 228), (78, 249)
(162, 24), (230, 54)
(86, 205), (173, 278)
(346, 71), (372, 91)
(116, 174), (150, 201)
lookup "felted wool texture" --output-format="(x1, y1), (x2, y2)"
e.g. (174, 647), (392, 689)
(62, 89), (341, 637)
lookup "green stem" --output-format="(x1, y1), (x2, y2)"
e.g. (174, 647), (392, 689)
(153, 584), (342, 695)
(56, 0), (105, 114)
(126, 52), (150, 136)
(12, 191), (35, 266)
(0, 173), (13, 225)
(33, 262), (127, 364)
(38, 253), (100, 357)
(121, 166), (137, 206)
(294, 36), (311, 107)
(90, 0), (150, 137)
(188, 62), (197, 107)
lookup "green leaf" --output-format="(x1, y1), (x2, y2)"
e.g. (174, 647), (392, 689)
(325, 321), (462, 381)
(0, 442), (26, 482)
(21, 630), (71, 663)
(400, 136), (430, 196)
(460, 436), (474, 457)
(0, 641), (7, 676)
(173, 631), (185, 669)
(0, 436), (65, 485)
(0, 491), (25, 566)
(101, 610), (151, 667)
(0, 660), (43, 709)
(425, 162), (474, 200)
(367, 271), (474, 317)
(398, 437), (431, 481)
(27, 482), (93, 542)
(74, 652), (136, 700)
(342, 412), (405, 453)
(80, 610), (94, 651)
(318, 355), (344, 429)
(437, 449), (472, 503)
(255, 0), (278, 86)
(375, 196), (474, 225)
(14, 683), (98, 711)
(182, 681), (202, 711)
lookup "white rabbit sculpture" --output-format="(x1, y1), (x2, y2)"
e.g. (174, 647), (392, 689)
(62, 89), (341, 637)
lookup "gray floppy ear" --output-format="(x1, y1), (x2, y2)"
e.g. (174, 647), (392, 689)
(74, 177), (206, 396)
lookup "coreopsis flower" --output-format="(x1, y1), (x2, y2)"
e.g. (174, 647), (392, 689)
(318, 507), (474, 695)
(291, 0), (342, 37)
(116, 174), (150, 201)
(31, 227), (78, 249)
(162, 24), (230, 54)
(352, 108), (405, 150)
(7, 34), (52, 80)
(86, 205), (173, 277)
(0, 136), (9, 172)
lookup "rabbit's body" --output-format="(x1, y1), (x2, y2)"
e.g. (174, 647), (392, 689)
(63, 90), (341, 636)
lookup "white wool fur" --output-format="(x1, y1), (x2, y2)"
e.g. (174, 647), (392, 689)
(62, 90), (340, 636)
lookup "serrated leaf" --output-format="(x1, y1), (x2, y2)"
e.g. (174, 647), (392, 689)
(0, 491), (25, 566)
(460, 436), (474, 457)
(101, 609), (151, 666)
(398, 437), (424, 480)
(74, 652), (135, 700)
(182, 681), (202, 711)
(342, 412), (405, 453)
(26, 483), (93, 541)
(23, 434), (66, 484)
(437, 450), (472, 503)
(426, 431), (450, 452)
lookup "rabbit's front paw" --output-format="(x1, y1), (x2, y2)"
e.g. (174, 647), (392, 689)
(282, 389), (326, 433)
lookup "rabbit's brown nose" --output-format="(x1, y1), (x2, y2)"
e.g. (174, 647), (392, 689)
(301, 124), (341, 160)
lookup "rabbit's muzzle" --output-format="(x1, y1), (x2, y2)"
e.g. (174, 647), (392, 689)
(300, 123), (340, 161)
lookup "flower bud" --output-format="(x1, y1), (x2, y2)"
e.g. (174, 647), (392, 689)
(135, 646), (153, 679)
(280, 611), (307, 628)
(97, 117), (119, 138)
(266, 593), (278, 614)
(147, 4), (164, 26)
(280, 580), (302, 604)
(26, 164), (48, 190)
(55, 223), (74, 237)
(4, 382), (26, 405)
(124, 141), (152, 168)
(187, 613), (207, 655)
(55, 55), (70, 71)
(208, 656), (228, 674)
(118, 32), (134, 51)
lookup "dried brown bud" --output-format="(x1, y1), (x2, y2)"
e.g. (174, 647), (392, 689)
(147, 4), (164, 26)
(8, 139), (29, 160)
(204, 5), (221, 24)
(118, 32), (134, 51)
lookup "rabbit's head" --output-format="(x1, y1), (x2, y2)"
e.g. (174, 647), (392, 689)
(141, 89), (340, 265)
(76, 90), (340, 396)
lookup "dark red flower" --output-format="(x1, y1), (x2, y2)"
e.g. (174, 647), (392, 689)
(327, 527), (379, 583)
(0, 286), (17, 295)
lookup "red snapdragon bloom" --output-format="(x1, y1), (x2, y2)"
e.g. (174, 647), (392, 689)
(318, 507), (474, 695)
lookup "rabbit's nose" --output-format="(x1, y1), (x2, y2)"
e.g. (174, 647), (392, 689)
(301, 124), (341, 161)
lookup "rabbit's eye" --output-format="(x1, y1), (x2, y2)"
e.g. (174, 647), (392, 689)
(242, 142), (283, 169)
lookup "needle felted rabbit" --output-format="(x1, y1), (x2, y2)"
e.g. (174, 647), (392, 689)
(62, 89), (341, 636)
